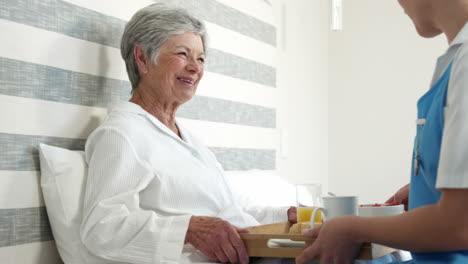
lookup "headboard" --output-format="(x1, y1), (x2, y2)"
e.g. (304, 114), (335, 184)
(0, 0), (277, 262)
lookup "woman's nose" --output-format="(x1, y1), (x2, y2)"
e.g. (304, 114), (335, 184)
(186, 58), (203, 73)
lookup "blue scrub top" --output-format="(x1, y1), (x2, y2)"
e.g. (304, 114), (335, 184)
(408, 62), (468, 263)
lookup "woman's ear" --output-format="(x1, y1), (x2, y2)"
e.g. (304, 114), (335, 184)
(134, 44), (149, 74)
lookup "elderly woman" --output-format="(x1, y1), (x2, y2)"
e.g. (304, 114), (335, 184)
(80, 3), (295, 264)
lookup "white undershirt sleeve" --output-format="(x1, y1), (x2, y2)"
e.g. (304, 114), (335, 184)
(437, 43), (468, 189)
(80, 127), (191, 264)
(243, 205), (289, 225)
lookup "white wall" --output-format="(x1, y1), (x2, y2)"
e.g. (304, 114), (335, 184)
(273, 0), (330, 194)
(328, 0), (446, 203)
(274, 0), (448, 204)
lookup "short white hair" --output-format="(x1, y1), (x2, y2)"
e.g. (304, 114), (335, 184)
(120, 3), (207, 92)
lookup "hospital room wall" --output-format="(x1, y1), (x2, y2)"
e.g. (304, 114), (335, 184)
(273, 0), (330, 193)
(328, 0), (446, 203)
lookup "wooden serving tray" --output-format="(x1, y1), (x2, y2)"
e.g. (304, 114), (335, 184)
(240, 222), (396, 259)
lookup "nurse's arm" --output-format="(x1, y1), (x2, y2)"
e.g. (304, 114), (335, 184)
(358, 188), (468, 252)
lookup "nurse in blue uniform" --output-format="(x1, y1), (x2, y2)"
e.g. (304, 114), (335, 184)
(297, 0), (468, 263)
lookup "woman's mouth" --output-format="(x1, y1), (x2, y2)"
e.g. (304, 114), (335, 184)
(177, 77), (195, 85)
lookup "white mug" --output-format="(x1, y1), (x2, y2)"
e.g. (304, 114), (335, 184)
(310, 196), (358, 225)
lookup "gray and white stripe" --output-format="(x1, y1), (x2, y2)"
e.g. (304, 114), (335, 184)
(0, 132), (275, 172)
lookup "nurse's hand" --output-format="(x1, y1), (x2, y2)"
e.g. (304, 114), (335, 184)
(296, 215), (362, 264)
(386, 183), (410, 210)
(185, 216), (249, 264)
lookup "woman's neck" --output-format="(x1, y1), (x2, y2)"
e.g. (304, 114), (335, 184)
(129, 88), (181, 137)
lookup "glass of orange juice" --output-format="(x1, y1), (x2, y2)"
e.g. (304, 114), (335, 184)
(296, 184), (322, 224)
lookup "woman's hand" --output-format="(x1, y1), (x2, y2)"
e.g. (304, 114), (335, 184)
(296, 215), (362, 264)
(287, 206), (297, 223)
(386, 183), (410, 210)
(185, 216), (249, 264)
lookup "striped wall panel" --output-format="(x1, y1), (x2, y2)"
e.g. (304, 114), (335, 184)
(0, 58), (276, 127)
(0, 0), (277, 262)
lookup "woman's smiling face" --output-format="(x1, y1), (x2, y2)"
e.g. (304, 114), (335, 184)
(147, 31), (205, 105)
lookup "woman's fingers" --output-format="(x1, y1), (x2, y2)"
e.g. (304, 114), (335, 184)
(214, 249), (229, 263)
(229, 227), (249, 264)
(220, 241), (239, 263)
(287, 206), (297, 223)
(213, 225), (240, 263)
(186, 216), (249, 263)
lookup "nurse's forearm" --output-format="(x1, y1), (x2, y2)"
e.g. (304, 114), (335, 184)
(355, 196), (468, 252)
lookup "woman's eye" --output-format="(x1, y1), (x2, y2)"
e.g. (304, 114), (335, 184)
(177, 52), (188, 56)
(198, 58), (205, 63)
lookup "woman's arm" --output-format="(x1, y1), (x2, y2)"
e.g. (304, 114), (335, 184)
(241, 205), (296, 225)
(296, 188), (468, 263)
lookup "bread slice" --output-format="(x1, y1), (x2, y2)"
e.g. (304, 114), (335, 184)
(288, 221), (311, 234)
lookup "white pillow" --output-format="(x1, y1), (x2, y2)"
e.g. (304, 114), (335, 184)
(38, 143), (88, 264)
